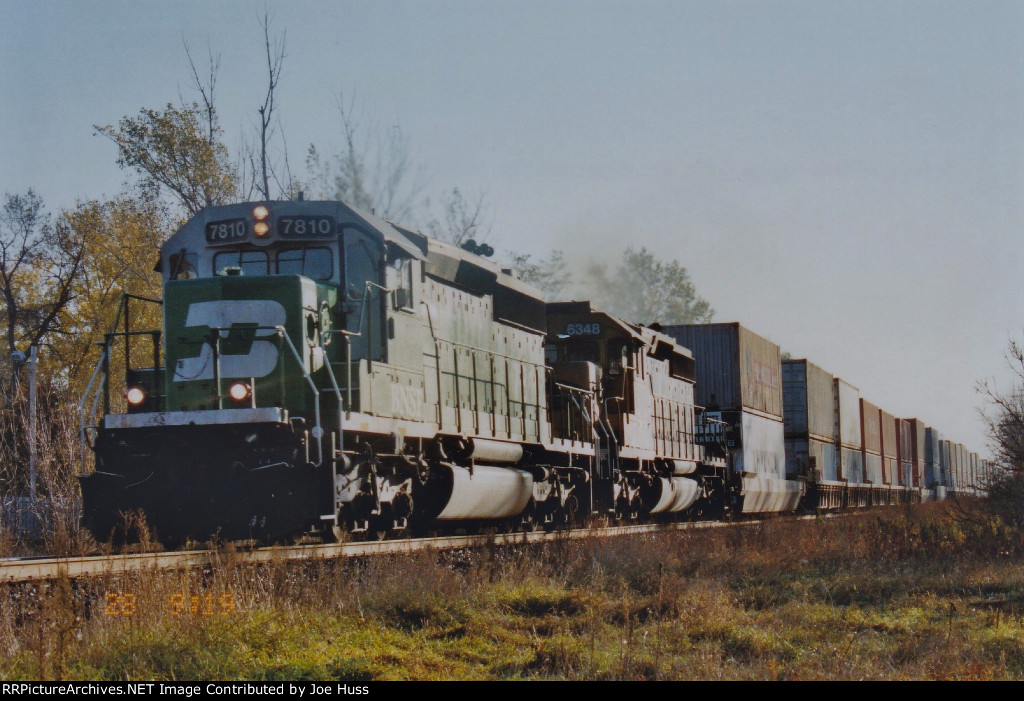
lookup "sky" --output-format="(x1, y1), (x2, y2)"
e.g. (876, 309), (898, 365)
(1, 0), (1021, 456)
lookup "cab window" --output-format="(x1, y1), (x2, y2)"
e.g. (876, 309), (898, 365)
(565, 340), (599, 363)
(343, 228), (380, 300)
(277, 246), (333, 280)
(545, 344), (559, 364)
(213, 250), (269, 276)
(169, 250), (197, 280)
(391, 257), (414, 309)
(607, 338), (630, 375)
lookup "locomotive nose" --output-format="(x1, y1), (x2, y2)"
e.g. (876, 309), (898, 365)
(163, 275), (316, 413)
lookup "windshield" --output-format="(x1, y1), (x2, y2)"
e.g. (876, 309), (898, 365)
(277, 246), (333, 280)
(213, 250), (269, 276)
(211, 247), (333, 280)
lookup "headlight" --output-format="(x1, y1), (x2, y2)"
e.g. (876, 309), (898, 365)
(126, 386), (147, 405)
(253, 205), (270, 237)
(229, 381), (252, 402)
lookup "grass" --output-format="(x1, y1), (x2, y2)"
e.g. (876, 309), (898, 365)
(3, 502), (1024, 680)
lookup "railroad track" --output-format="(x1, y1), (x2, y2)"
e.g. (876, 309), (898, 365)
(0, 517), (780, 585)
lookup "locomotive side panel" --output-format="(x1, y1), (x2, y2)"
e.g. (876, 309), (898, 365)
(356, 272), (548, 445)
(646, 354), (698, 463)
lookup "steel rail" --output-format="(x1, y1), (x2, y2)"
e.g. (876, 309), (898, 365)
(0, 517), (794, 585)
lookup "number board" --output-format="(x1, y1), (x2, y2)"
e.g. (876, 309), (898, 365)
(277, 215), (336, 238)
(565, 322), (602, 336)
(205, 219), (248, 245)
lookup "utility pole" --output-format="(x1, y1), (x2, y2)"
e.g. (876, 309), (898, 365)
(28, 344), (36, 502)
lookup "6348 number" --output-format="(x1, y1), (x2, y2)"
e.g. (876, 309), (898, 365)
(565, 322), (601, 336)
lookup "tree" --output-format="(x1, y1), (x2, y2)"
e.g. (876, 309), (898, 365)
(970, 340), (1024, 532)
(584, 246), (713, 325)
(255, 11), (286, 200)
(183, 40), (221, 156)
(306, 92), (427, 222)
(506, 249), (572, 301)
(426, 187), (492, 246)
(95, 103), (237, 216)
(0, 191), (91, 538)
(0, 191), (86, 400)
(0, 189), (167, 407)
(981, 340), (1024, 475)
(55, 193), (167, 393)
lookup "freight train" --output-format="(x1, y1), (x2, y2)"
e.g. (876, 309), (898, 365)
(76, 199), (992, 544)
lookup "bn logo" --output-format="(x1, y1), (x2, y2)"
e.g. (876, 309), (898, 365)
(174, 300), (287, 382)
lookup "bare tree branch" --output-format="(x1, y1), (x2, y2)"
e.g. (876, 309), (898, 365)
(426, 187), (492, 246)
(306, 91), (427, 219)
(183, 37), (221, 146)
(257, 10), (285, 200)
(0, 192), (87, 400)
(980, 338), (1024, 475)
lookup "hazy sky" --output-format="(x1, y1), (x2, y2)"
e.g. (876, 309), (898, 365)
(2, 1), (1021, 455)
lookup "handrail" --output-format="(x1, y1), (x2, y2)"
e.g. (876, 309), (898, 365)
(600, 395), (623, 475)
(561, 386), (598, 444)
(275, 326), (324, 467)
(319, 333), (345, 457)
(198, 323), (329, 467)
(420, 301), (443, 425)
(78, 289), (357, 473)
(78, 344), (109, 468)
(78, 293), (164, 472)
(324, 280), (391, 412)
